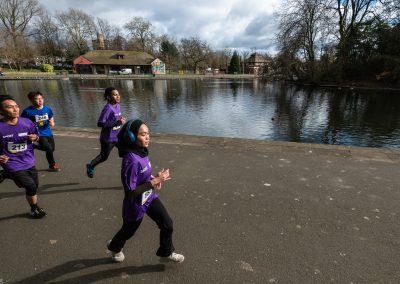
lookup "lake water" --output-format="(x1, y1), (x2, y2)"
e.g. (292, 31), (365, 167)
(1, 78), (399, 148)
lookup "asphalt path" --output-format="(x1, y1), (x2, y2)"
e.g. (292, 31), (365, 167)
(1, 129), (399, 283)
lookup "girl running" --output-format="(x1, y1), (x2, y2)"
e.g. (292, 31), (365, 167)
(107, 119), (184, 263)
(86, 87), (126, 178)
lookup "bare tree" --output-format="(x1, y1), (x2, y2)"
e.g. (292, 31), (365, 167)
(95, 17), (125, 50)
(0, 0), (41, 69)
(56, 8), (95, 56)
(0, 28), (16, 69)
(277, 0), (332, 80)
(34, 10), (63, 63)
(180, 37), (211, 73)
(207, 50), (228, 71)
(110, 28), (127, 50)
(223, 48), (233, 72)
(332, 0), (377, 63)
(0, 0), (41, 44)
(95, 18), (112, 49)
(379, 0), (400, 23)
(124, 16), (156, 53)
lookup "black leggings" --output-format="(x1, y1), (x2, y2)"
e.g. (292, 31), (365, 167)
(34, 135), (56, 167)
(90, 141), (116, 168)
(109, 198), (174, 257)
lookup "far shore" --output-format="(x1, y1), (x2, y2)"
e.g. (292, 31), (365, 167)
(1, 72), (400, 91)
(0, 72), (257, 80)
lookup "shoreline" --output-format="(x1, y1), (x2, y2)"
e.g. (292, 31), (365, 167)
(53, 126), (400, 163)
(289, 80), (400, 92)
(0, 73), (257, 81)
(1, 73), (400, 91)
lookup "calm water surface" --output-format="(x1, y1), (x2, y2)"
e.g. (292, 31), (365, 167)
(1, 78), (399, 148)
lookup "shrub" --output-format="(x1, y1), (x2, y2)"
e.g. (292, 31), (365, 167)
(40, 64), (54, 73)
(365, 55), (400, 83)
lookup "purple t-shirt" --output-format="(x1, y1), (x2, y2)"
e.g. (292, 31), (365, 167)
(0, 117), (37, 172)
(98, 103), (121, 143)
(121, 152), (158, 221)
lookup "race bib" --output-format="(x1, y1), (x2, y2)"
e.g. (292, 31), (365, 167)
(35, 114), (49, 126)
(141, 189), (153, 205)
(7, 142), (28, 153)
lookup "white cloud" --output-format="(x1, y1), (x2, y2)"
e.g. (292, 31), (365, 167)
(38, 0), (279, 53)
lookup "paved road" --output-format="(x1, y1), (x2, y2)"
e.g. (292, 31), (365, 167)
(1, 128), (399, 283)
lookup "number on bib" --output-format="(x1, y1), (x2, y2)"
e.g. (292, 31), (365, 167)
(7, 142), (28, 153)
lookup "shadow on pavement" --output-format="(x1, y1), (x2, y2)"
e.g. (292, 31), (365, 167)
(13, 258), (165, 284)
(40, 183), (80, 190)
(0, 212), (30, 222)
(0, 185), (122, 222)
(0, 184), (121, 200)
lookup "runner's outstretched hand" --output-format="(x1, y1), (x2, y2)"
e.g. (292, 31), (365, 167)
(151, 169), (171, 191)
(27, 134), (39, 142)
(157, 168), (171, 182)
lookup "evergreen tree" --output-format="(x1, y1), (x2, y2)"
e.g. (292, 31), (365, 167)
(229, 50), (240, 74)
(160, 39), (179, 73)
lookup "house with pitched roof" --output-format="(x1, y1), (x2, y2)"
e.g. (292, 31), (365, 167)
(244, 53), (269, 75)
(73, 50), (165, 75)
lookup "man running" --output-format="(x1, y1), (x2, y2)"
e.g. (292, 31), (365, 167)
(21, 91), (60, 172)
(0, 95), (47, 218)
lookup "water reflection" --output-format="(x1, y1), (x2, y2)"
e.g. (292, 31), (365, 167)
(0, 79), (399, 148)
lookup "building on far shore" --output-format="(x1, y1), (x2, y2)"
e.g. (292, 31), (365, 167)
(244, 53), (269, 75)
(73, 50), (165, 75)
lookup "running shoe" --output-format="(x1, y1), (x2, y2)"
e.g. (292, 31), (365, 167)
(160, 252), (185, 263)
(107, 240), (125, 262)
(86, 164), (95, 178)
(30, 206), (47, 219)
(49, 164), (61, 172)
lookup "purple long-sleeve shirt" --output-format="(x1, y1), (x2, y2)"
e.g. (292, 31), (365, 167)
(121, 152), (158, 221)
(98, 103), (121, 143)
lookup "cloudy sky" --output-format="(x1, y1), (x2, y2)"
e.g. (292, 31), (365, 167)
(38, 0), (281, 53)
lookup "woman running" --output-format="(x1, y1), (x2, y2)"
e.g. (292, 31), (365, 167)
(86, 87), (126, 178)
(107, 119), (184, 263)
